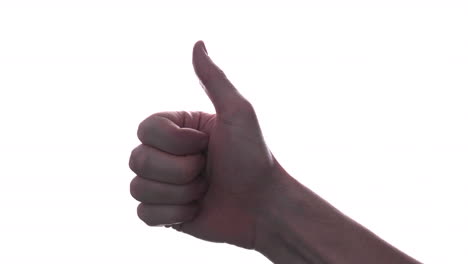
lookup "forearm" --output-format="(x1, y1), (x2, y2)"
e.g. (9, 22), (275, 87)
(254, 169), (421, 264)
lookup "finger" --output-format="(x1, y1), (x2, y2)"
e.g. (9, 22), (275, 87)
(129, 144), (205, 184)
(137, 111), (209, 156)
(192, 40), (252, 117)
(137, 202), (199, 226)
(130, 176), (208, 204)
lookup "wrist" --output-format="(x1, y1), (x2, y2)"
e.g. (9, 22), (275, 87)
(253, 162), (421, 264)
(254, 166), (344, 263)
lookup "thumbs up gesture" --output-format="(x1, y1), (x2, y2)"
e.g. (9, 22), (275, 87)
(129, 41), (286, 249)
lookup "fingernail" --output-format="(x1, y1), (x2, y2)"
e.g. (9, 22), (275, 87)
(201, 41), (208, 55)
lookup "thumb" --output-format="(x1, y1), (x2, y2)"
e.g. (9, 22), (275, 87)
(192, 40), (253, 120)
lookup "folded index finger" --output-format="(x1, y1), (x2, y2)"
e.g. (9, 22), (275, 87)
(137, 111), (209, 156)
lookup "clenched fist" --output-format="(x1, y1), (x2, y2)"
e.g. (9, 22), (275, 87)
(129, 40), (285, 249)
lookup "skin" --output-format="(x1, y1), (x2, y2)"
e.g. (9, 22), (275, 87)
(129, 40), (422, 263)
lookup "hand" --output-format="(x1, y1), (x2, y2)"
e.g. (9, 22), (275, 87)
(129, 40), (284, 249)
(129, 41), (422, 264)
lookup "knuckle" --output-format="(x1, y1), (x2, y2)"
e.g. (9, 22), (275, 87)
(239, 98), (255, 116)
(137, 119), (148, 143)
(136, 203), (146, 220)
(129, 177), (141, 201)
(137, 113), (159, 143)
(220, 98), (257, 123)
(129, 148), (138, 172)
(129, 145), (144, 173)
(137, 203), (153, 226)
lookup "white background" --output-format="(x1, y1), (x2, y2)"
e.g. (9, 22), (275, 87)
(0, 1), (467, 263)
